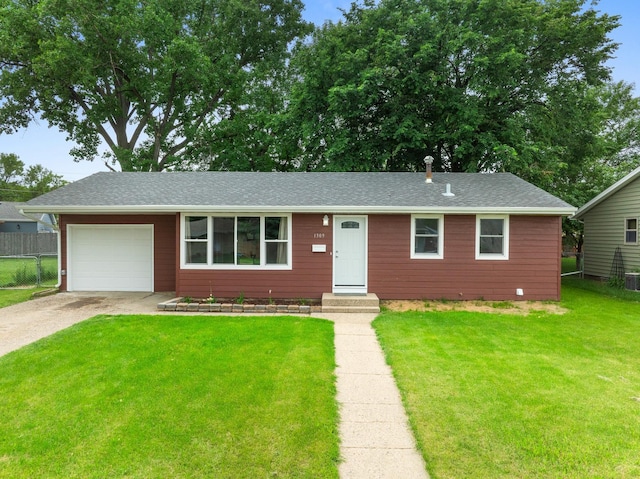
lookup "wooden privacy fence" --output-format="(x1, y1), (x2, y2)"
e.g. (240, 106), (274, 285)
(0, 233), (58, 256)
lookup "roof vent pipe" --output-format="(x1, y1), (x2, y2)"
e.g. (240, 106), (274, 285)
(424, 155), (434, 183)
(442, 183), (455, 197)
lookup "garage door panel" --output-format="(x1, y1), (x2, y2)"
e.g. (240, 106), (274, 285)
(68, 225), (153, 292)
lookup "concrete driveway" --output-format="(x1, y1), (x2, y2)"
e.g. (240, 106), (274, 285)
(0, 291), (175, 357)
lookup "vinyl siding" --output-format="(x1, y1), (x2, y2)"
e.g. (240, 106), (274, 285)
(582, 177), (640, 278)
(369, 215), (561, 301)
(177, 214), (332, 299)
(176, 213), (562, 300)
(59, 212), (563, 300)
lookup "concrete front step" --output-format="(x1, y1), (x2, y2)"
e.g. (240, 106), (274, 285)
(322, 306), (381, 313)
(322, 293), (380, 313)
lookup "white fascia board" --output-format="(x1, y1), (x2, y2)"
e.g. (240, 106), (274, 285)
(21, 204), (576, 216)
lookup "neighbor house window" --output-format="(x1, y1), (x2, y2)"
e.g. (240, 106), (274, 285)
(411, 215), (444, 259)
(182, 214), (291, 269)
(625, 218), (638, 244)
(476, 215), (509, 260)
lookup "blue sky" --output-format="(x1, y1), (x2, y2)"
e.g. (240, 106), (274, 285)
(1, 0), (638, 181)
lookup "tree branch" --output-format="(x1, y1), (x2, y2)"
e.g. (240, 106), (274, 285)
(67, 87), (117, 152)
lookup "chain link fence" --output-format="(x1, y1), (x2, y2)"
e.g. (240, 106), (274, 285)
(0, 254), (58, 289)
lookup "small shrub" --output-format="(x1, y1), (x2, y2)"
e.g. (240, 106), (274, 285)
(491, 301), (513, 309)
(39, 266), (57, 284)
(236, 292), (245, 304)
(12, 264), (37, 286)
(607, 276), (625, 289)
(7, 262), (57, 287)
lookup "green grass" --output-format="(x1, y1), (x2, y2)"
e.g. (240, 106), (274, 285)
(373, 280), (640, 479)
(0, 315), (339, 478)
(0, 256), (58, 287)
(563, 275), (640, 302)
(561, 256), (581, 274)
(0, 288), (52, 308)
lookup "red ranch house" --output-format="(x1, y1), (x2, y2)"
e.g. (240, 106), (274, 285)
(23, 171), (575, 301)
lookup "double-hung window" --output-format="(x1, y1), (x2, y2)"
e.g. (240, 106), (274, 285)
(411, 215), (444, 259)
(625, 218), (638, 245)
(476, 215), (509, 260)
(182, 214), (291, 269)
(185, 216), (208, 264)
(265, 217), (289, 265)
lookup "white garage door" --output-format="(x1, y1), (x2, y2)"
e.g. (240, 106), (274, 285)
(68, 225), (154, 292)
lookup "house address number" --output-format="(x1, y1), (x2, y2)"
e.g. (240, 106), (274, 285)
(314, 233), (325, 239)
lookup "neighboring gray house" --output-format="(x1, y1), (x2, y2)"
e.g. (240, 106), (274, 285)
(0, 202), (56, 233)
(573, 166), (640, 279)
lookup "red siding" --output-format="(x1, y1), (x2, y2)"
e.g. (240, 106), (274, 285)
(177, 214), (333, 299)
(368, 215), (562, 301)
(59, 214), (177, 292)
(59, 212), (562, 301)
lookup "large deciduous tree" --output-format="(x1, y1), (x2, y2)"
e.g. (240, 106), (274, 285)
(0, 153), (66, 201)
(0, 0), (310, 172)
(283, 0), (621, 174)
(547, 81), (640, 254)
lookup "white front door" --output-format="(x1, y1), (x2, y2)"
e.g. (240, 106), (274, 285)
(333, 216), (367, 294)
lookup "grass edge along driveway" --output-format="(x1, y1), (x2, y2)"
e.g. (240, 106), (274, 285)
(0, 315), (340, 479)
(0, 288), (52, 309)
(374, 281), (640, 479)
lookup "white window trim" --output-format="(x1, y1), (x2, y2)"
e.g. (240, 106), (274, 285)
(624, 217), (638, 245)
(411, 214), (444, 259)
(180, 213), (292, 270)
(476, 215), (509, 260)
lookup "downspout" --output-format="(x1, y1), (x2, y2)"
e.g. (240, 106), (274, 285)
(56, 228), (62, 288)
(19, 209), (62, 288)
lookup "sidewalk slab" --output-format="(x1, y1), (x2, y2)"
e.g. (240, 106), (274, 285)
(335, 351), (391, 374)
(314, 311), (430, 479)
(334, 322), (378, 335)
(336, 373), (402, 404)
(340, 420), (418, 449)
(334, 334), (381, 352)
(339, 448), (429, 479)
(338, 402), (408, 423)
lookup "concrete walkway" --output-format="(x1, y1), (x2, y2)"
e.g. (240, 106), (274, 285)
(316, 313), (429, 479)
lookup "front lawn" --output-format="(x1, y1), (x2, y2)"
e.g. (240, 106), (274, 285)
(0, 315), (339, 478)
(374, 281), (640, 478)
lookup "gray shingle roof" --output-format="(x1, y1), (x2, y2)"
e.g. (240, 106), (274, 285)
(23, 171), (575, 214)
(0, 202), (34, 222)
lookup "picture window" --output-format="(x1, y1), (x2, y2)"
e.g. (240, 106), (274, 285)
(182, 214), (291, 269)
